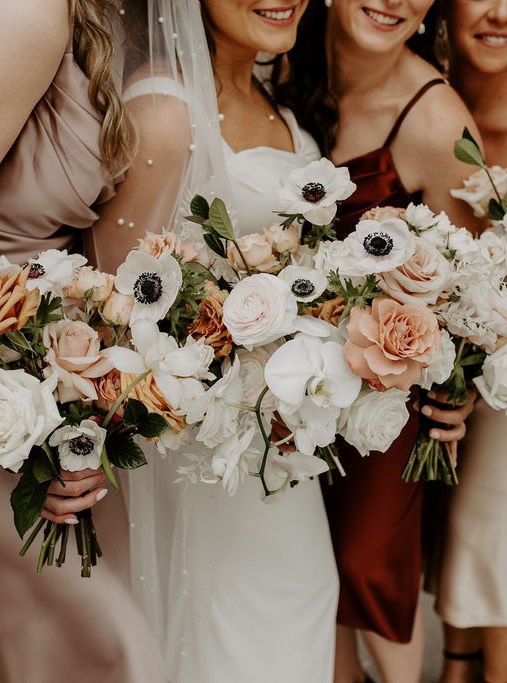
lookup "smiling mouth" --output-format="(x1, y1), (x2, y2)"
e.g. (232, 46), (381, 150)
(363, 7), (402, 27)
(254, 7), (295, 20)
(476, 33), (507, 46)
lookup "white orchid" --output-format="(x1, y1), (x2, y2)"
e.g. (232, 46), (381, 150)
(278, 158), (356, 225)
(265, 333), (362, 414)
(25, 249), (87, 296)
(49, 419), (107, 472)
(211, 424), (257, 496)
(277, 265), (328, 303)
(280, 399), (340, 456)
(262, 450), (329, 499)
(115, 250), (182, 323)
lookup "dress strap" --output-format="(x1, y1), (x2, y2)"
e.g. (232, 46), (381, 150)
(383, 78), (448, 148)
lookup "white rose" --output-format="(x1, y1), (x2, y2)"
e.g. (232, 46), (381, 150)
(474, 345), (507, 412)
(0, 371), (63, 472)
(222, 273), (298, 350)
(337, 387), (410, 456)
(451, 166), (507, 217)
(418, 330), (456, 390)
(236, 343), (279, 409)
(404, 202), (438, 231)
(314, 239), (350, 275)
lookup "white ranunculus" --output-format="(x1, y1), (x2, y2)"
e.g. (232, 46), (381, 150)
(476, 229), (507, 278)
(337, 387), (410, 456)
(451, 166), (507, 217)
(280, 398), (340, 455)
(265, 333), (362, 414)
(235, 343), (279, 410)
(331, 218), (416, 277)
(49, 419), (107, 472)
(222, 273), (298, 350)
(314, 239), (351, 275)
(474, 345), (507, 412)
(25, 249), (87, 296)
(115, 250), (182, 323)
(0, 371), (63, 472)
(418, 330), (456, 390)
(278, 158), (356, 226)
(277, 265), (328, 303)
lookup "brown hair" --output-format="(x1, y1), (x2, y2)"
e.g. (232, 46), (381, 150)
(69, 0), (135, 176)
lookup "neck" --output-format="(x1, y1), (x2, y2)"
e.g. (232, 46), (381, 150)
(326, 13), (406, 96)
(213, 38), (257, 97)
(451, 58), (507, 123)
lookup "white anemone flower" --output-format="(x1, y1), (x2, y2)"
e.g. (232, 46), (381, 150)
(25, 249), (87, 295)
(278, 158), (356, 226)
(277, 265), (328, 303)
(265, 333), (362, 414)
(104, 319), (203, 411)
(49, 419), (107, 472)
(334, 218), (416, 276)
(115, 250), (182, 323)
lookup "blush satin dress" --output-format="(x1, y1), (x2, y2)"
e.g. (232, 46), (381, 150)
(322, 78), (447, 643)
(0, 45), (166, 683)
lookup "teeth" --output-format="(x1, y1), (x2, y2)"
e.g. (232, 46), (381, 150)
(479, 34), (507, 45)
(257, 8), (293, 20)
(364, 8), (400, 26)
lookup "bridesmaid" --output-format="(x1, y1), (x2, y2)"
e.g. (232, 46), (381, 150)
(272, 1), (480, 682)
(431, 3), (507, 683)
(0, 1), (166, 681)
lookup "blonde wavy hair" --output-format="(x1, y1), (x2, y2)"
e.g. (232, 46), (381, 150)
(69, 0), (136, 176)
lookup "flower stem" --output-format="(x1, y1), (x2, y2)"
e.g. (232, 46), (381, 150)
(484, 166), (504, 205)
(103, 370), (150, 428)
(19, 518), (46, 557)
(100, 445), (119, 492)
(232, 240), (252, 277)
(56, 525), (70, 567)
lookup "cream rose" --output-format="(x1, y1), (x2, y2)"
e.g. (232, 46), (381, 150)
(451, 167), (507, 217)
(474, 345), (507, 412)
(0, 371), (63, 472)
(138, 231), (199, 263)
(43, 320), (113, 403)
(262, 223), (300, 254)
(102, 291), (134, 326)
(62, 266), (115, 303)
(227, 233), (281, 273)
(222, 273), (298, 350)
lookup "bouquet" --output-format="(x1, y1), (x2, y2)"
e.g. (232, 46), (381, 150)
(0, 251), (170, 575)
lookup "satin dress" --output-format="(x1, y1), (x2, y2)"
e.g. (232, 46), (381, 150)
(322, 78), (447, 643)
(0, 47), (166, 683)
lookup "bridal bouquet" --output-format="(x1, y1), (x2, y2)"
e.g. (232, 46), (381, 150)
(0, 251), (170, 575)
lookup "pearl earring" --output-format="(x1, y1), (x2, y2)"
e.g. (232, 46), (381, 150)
(324, 0), (333, 7)
(417, 22), (426, 35)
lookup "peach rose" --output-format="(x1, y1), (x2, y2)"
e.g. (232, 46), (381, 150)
(303, 295), (346, 327)
(0, 266), (40, 334)
(62, 266), (114, 303)
(42, 319), (113, 402)
(227, 233), (281, 273)
(187, 281), (233, 357)
(121, 372), (185, 435)
(94, 369), (123, 413)
(138, 232), (199, 263)
(262, 223), (300, 254)
(102, 291), (134, 326)
(344, 297), (442, 391)
(360, 206), (406, 222)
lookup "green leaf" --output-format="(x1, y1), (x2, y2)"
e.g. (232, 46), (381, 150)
(185, 214), (206, 226)
(138, 413), (170, 438)
(486, 198), (506, 221)
(32, 453), (57, 484)
(190, 194), (210, 219)
(107, 434), (147, 470)
(208, 198), (236, 241)
(4, 330), (33, 353)
(183, 260), (217, 282)
(123, 398), (149, 426)
(454, 138), (486, 169)
(10, 471), (50, 538)
(203, 233), (226, 258)
(462, 126), (480, 147)
(100, 445), (120, 491)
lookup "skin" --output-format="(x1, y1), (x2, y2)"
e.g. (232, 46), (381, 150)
(439, 6), (507, 682)
(325, 2), (482, 682)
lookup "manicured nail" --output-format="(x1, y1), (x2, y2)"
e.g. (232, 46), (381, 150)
(65, 518), (79, 525)
(429, 429), (440, 439)
(427, 391), (436, 399)
(421, 405), (433, 417)
(95, 489), (108, 501)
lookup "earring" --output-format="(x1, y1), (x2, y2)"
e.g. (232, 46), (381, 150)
(417, 22), (426, 35)
(324, 0), (333, 7)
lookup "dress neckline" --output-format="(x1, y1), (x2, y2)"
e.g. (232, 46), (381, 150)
(221, 107), (303, 158)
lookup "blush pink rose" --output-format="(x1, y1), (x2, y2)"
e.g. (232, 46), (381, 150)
(227, 233), (281, 273)
(138, 232), (199, 263)
(344, 297), (442, 391)
(262, 223), (300, 254)
(62, 266), (115, 303)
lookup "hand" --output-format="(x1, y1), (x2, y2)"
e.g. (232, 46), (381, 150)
(270, 413), (295, 453)
(42, 468), (108, 525)
(417, 389), (477, 464)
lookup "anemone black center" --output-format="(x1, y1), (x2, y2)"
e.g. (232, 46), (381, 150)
(301, 182), (326, 203)
(291, 278), (315, 297)
(363, 232), (394, 257)
(28, 263), (45, 279)
(68, 435), (95, 456)
(133, 272), (163, 304)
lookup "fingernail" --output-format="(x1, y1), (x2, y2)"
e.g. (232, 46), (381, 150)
(95, 489), (108, 501)
(429, 429), (440, 439)
(427, 391), (436, 399)
(65, 518), (79, 525)
(421, 405), (433, 417)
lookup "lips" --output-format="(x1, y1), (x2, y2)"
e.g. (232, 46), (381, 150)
(476, 33), (507, 47)
(254, 7), (295, 21)
(362, 7), (402, 28)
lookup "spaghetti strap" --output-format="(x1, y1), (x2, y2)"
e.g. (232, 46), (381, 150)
(384, 78), (448, 148)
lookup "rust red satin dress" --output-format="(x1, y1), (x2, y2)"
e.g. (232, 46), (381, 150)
(322, 78), (447, 643)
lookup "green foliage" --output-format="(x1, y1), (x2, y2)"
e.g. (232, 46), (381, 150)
(106, 433), (147, 470)
(190, 194), (210, 220)
(208, 198), (236, 241)
(454, 130), (486, 169)
(303, 223), (336, 249)
(168, 261), (208, 341)
(327, 272), (383, 312)
(11, 471), (51, 539)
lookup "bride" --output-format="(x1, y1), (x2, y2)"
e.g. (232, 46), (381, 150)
(91, 1), (339, 682)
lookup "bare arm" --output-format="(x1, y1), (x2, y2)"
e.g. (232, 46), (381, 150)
(0, 0), (69, 162)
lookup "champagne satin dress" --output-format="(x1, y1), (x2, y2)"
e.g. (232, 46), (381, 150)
(0, 47), (166, 683)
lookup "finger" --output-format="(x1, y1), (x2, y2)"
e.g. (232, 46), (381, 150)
(420, 404), (470, 426)
(43, 487), (108, 518)
(427, 389), (477, 407)
(47, 472), (106, 497)
(449, 441), (458, 467)
(40, 508), (79, 525)
(429, 423), (466, 443)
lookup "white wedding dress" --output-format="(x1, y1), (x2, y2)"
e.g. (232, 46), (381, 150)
(124, 80), (339, 683)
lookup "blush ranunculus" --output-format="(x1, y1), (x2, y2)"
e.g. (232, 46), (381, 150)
(344, 297), (442, 391)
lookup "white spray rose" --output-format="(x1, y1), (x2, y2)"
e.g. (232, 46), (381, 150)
(418, 330), (456, 390)
(474, 345), (507, 413)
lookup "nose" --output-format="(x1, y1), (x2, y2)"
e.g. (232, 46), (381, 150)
(489, 0), (507, 23)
